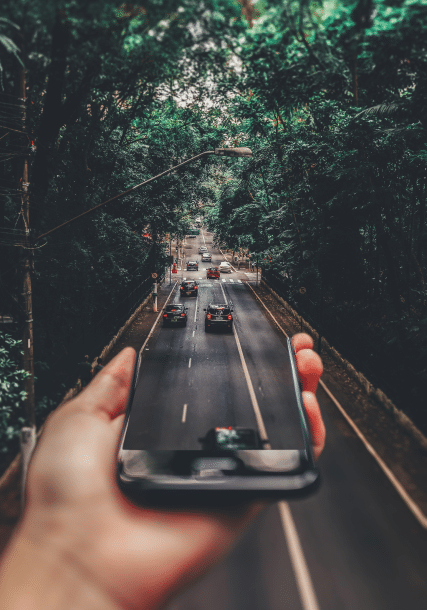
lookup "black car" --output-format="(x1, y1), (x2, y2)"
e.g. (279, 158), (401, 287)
(204, 303), (233, 332)
(162, 304), (188, 327)
(180, 280), (198, 297)
(186, 260), (199, 270)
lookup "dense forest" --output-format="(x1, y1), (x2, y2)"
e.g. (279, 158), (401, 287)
(0, 0), (426, 462)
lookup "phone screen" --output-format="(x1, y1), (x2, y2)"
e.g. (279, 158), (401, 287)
(118, 338), (317, 494)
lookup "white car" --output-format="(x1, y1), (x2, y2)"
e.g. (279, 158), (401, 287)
(199, 246), (208, 253)
(202, 253), (212, 262)
(219, 261), (232, 273)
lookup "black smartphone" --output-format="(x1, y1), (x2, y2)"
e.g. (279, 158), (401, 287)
(117, 337), (320, 506)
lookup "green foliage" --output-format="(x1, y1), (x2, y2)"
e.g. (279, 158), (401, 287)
(0, 332), (27, 453)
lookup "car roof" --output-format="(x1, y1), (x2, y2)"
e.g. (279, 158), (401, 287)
(187, 260), (197, 264)
(181, 280), (197, 284)
(207, 303), (229, 308)
(220, 261), (230, 264)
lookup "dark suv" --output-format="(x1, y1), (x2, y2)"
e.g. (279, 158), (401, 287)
(204, 303), (233, 332)
(162, 304), (188, 327)
(180, 280), (198, 297)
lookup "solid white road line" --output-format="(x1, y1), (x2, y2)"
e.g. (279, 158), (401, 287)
(219, 282), (270, 445)
(188, 357), (192, 369)
(279, 502), (321, 610)
(193, 330), (195, 337)
(137, 282), (178, 378)
(246, 282), (427, 530)
(182, 403), (188, 423)
(194, 306), (197, 323)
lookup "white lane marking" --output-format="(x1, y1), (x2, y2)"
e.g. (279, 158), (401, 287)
(201, 228), (207, 246)
(193, 330), (195, 337)
(188, 357), (192, 368)
(222, 278), (226, 282)
(279, 503), (321, 610)
(229, 279), (234, 283)
(138, 281), (178, 377)
(246, 282), (427, 530)
(194, 305), (197, 322)
(233, 323), (270, 446)
(182, 404), (188, 423)
(220, 281), (269, 444)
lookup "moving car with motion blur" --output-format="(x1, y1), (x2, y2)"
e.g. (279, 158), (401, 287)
(206, 267), (220, 280)
(162, 304), (188, 327)
(198, 427), (264, 451)
(204, 303), (233, 332)
(219, 261), (232, 273)
(186, 260), (199, 271)
(201, 252), (212, 262)
(180, 280), (198, 297)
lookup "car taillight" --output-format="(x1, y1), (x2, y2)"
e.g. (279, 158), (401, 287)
(207, 313), (211, 320)
(180, 287), (183, 290)
(194, 285), (197, 289)
(180, 313), (185, 317)
(228, 314), (232, 320)
(163, 314), (167, 318)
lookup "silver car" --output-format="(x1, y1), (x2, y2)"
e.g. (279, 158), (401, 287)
(219, 261), (232, 273)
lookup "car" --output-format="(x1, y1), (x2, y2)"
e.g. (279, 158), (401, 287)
(198, 427), (263, 451)
(201, 252), (212, 262)
(199, 246), (208, 253)
(206, 267), (220, 280)
(204, 303), (233, 332)
(180, 280), (198, 297)
(187, 233), (197, 238)
(162, 304), (188, 327)
(186, 260), (199, 271)
(219, 261), (232, 273)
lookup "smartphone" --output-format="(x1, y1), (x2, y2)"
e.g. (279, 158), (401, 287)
(117, 337), (320, 506)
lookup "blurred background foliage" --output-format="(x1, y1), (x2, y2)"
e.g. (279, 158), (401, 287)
(0, 0), (426, 461)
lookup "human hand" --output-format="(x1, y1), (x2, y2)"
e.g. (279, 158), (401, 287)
(0, 333), (324, 610)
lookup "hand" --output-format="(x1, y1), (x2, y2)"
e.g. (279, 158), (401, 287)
(0, 333), (324, 610)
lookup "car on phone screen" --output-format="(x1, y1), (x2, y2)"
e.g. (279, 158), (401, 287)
(207, 267), (220, 280)
(198, 427), (263, 450)
(204, 303), (233, 332)
(180, 280), (198, 297)
(162, 304), (188, 327)
(186, 260), (199, 271)
(219, 261), (232, 273)
(201, 252), (212, 262)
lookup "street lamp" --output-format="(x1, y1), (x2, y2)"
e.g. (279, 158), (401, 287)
(35, 148), (253, 242)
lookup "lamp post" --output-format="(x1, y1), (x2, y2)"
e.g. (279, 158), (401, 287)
(35, 146), (253, 312)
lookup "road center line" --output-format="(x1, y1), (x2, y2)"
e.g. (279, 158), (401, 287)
(182, 404), (188, 423)
(194, 305), (197, 323)
(278, 502), (321, 610)
(188, 357), (191, 368)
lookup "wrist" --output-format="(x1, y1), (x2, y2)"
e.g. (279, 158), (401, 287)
(0, 520), (117, 610)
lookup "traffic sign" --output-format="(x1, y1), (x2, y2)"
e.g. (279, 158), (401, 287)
(152, 273), (158, 279)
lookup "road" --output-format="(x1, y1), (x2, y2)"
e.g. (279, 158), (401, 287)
(125, 230), (427, 610)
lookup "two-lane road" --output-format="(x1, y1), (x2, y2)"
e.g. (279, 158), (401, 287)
(125, 230), (427, 609)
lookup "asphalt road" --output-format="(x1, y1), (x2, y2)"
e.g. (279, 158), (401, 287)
(125, 231), (427, 610)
